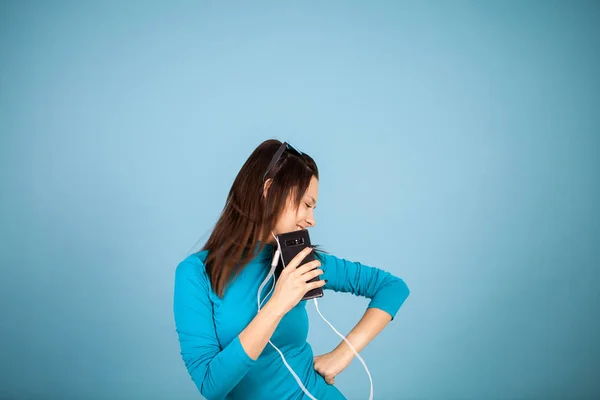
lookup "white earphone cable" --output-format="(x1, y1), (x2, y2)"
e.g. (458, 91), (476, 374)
(256, 232), (373, 400)
(313, 298), (373, 400)
(256, 233), (318, 400)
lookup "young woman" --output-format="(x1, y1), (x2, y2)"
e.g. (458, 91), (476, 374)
(173, 139), (410, 399)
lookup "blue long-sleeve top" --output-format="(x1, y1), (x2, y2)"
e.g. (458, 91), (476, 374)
(173, 242), (410, 400)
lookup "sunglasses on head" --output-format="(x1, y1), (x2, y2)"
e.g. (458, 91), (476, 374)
(263, 141), (303, 182)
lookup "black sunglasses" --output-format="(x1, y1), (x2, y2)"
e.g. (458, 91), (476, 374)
(263, 141), (303, 182)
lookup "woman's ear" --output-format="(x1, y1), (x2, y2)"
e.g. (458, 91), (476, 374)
(263, 178), (273, 199)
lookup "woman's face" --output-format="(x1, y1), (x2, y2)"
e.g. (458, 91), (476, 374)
(268, 175), (318, 241)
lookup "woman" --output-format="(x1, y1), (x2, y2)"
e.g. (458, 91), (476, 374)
(173, 139), (410, 399)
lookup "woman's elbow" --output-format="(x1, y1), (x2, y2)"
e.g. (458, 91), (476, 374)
(196, 376), (228, 400)
(394, 276), (410, 303)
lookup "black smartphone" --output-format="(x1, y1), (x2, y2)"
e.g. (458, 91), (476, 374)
(275, 229), (324, 301)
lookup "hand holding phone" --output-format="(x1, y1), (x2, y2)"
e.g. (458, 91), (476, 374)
(268, 246), (325, 315)
(275, 229), (325, 301)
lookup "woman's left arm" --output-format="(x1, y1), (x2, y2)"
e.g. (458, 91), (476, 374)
(313, 251), (410, 384)
(333, 306), (393, 357)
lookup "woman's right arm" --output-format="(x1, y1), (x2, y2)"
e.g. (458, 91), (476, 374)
(174, 260), (254, 400)
(239, 247), (325, 359)
(173, 247), (324, 399)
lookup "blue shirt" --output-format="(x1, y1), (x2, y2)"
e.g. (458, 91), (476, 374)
(173, 242), (410, 399)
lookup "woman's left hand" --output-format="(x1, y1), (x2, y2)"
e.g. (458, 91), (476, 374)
(313, 348), (354, 385)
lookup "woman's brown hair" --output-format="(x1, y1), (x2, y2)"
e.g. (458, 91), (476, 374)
(201, 139), (321, 298)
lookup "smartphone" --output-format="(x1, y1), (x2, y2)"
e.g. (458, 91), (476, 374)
(275, 229), (324, 301)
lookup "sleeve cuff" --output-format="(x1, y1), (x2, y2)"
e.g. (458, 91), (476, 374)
(367, 279), (410, 321)
(223, 335), (258, 367)
(367, 303), (399, 320)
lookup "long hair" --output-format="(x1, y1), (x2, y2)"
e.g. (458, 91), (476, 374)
(201, 139), (322, 298)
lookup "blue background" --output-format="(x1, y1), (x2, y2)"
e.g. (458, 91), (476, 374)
(1, 1), (599, 399)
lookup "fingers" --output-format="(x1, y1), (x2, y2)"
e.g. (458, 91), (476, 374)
(302, 268), (324, 282)
(288, 247), (314, 269)
(306, 279), (327, 291)
(281, 247), (314, 274)
(295, 259), (321, 275)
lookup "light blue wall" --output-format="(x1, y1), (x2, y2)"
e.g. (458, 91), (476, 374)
(1, 1), (598, 399)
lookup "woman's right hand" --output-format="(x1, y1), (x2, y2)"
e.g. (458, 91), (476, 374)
(268, 247), (326, 315)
